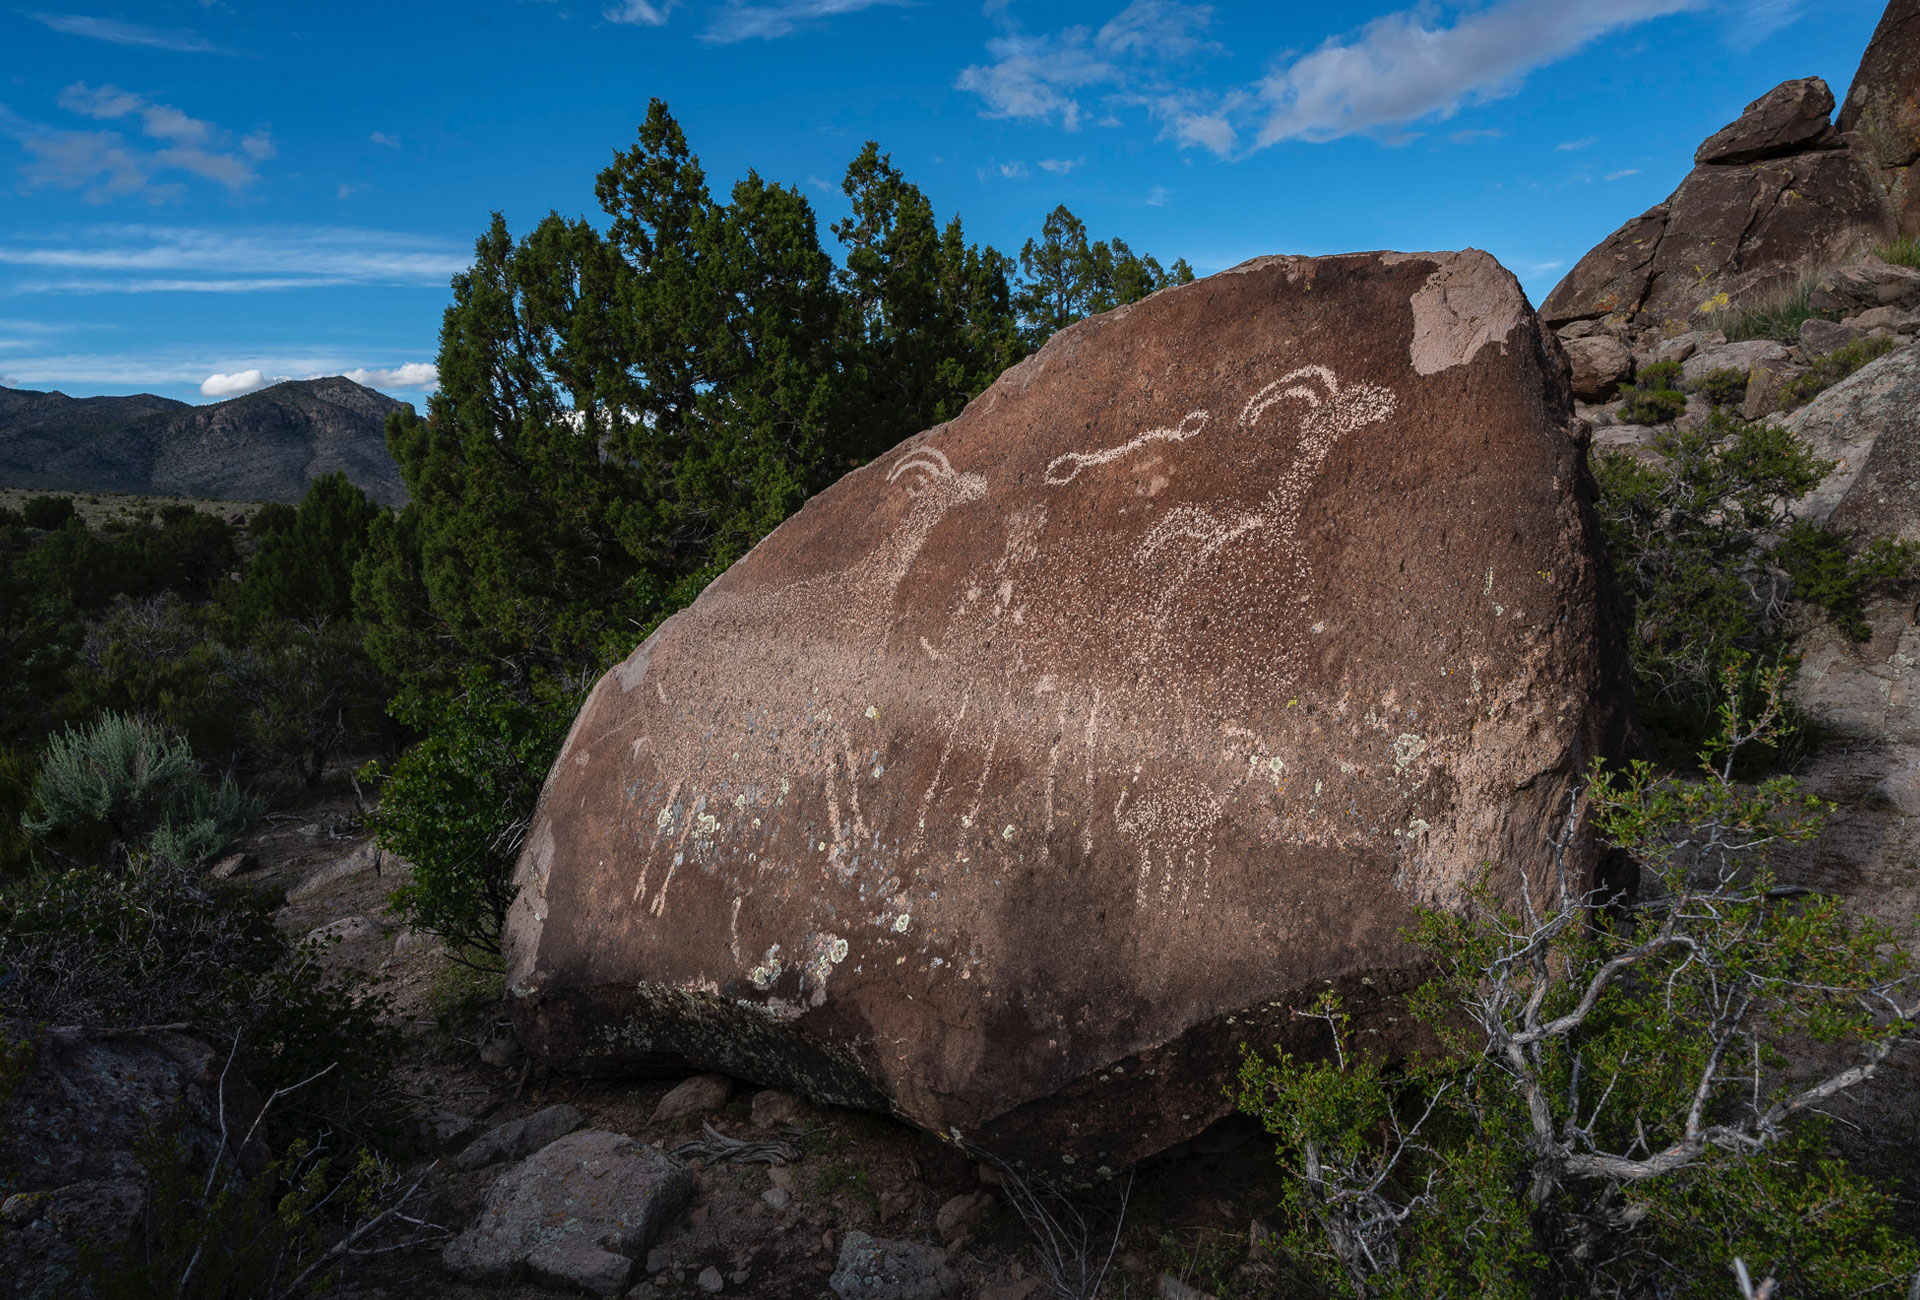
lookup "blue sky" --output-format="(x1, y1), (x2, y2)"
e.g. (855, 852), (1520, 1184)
(0, 0), (1891, 404)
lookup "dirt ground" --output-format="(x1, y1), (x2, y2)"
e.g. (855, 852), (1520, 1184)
(228, 792), (1292, 1300)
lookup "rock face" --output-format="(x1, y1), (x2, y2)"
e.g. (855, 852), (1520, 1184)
(1840, 0), (1920, 236)
(1563, 334), (1634, 400)
(1542, 75), (1893, 330)
(503, 250), (1630, 1172)
(1782, 343), (1920, 538)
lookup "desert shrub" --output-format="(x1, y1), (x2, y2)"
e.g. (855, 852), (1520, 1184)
(1616, 383), (1686, 425)
(1778, 334), (1898, 410)
(1879, 235), (1920, 269)
(1711, 278), (1836, 343)
(1238, 677), (1920, 1298)
(372, 669), (578, 965)
(148, 774), (263, 868)
(1592, 410), (1916, 758)
(20, 494), (76, 531)
(1637, 359), (1685, 390)
(1693, 366), (1748, 408)
(223, 618), (391, 788)
(24, 711), (199, 856)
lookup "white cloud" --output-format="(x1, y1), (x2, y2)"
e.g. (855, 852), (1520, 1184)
(702, 0), (908, 41)
(1556, 136), (1598, 152)
(200, 368), (279, 398)
(340, 362), (438, 390)
(0, 225), (469, 293)
(1145, 184), (1171, 206)
(25, 12), (226, 53)
(606, 0), (676, 23)
(1605, 168), (1641, 181)
(1037, 157), (1083, 175)
(369, 131), (401, 148)
(1725, 0), (1809, 50)
(0, 83), (272, 202)
(998, 159), (1029, 178)
(1256, 1), (1702, 146)
(956, 0), (1219, 146)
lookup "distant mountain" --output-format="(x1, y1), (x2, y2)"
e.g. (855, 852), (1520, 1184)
(0, 377), (409, 506)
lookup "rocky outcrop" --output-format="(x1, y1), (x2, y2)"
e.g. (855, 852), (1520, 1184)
(502, 250), (1631, 1174)
(0, 1023), (267, 1291)
(1840, 0), (1920, 236)
(1542, 76), (1890, 330)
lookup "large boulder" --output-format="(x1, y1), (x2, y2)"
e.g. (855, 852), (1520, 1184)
(1543, 75), (1894, 330)
(1840, 0), (1920, 236)
(1695, 76), (1841, 165)
(503, 250), (1631, 1174)
(1782, 342), (1920, 539)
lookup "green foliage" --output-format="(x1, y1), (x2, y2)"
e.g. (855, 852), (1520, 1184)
(1592, 410), (1913, 758)
(1637, 359), (1685, 390)
(372, 670), (577, 962)
(1778, 334), (1898, 410)
(230, 472), (381, 629)
(1012, 204), (1193, 348)
(148, 774), (263, 869)
(1878, 235), (1920, 268)
(23, 711), (201, 852)
(1693, 366), (1749, 409)
(1238, 683), (1920, 1298)
(0, 745), (35, 878)
(21, 494), (76, 531)
(1616, 383), (1687, 425)
(1712, 278), (1835, 343)
(223, 618), (391, 788)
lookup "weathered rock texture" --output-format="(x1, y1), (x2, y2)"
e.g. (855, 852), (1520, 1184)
(1783, 342), (1920, 538)
(1841, 0), (1920, 236)
(0, 1023), (267, 1291)
(1542, 75), (1890, 329)
(504, 251), (1630, 1172)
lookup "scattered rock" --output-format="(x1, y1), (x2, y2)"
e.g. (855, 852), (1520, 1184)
(1809, 256), (1920, 313)
(423, 1110), (478, 1149)
(442, 1130), (694, 1292)
(750, 1088), (805, 1128)
(697, 1265), (725, 1293)
(504, 250), (1629, 1175)
(208, 851), (257, 879)
(1695, 76), (1840, 165)
(286, 841), (383, 902)
(455, 1102), (584, 1171)
(1647, 334), (1704, 366)
(1783, 343), (1920, 540)
(478, 1025), (521, 1069)
(762, 1186), (792, 1211)
(933, 1190), (993, 1238)
(876, 1188), (915, 1224)
(1852, 304), (1920, 332)
(392, 928), (434, 957)
(651, 1073), (734, 1123)
(1563, 333), (1635, 400)
(828, 1232), (961, 1300)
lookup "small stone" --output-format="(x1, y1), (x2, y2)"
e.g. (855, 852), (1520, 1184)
(877, 1188), (914, 1224)
(1562, 334), (1634, 401)
(689, 1204), (710, 1228)
(697, 1265), (725, 1293)
(477, 1027), (521, 1070)
(528, 1237), (635, 1296)
(750, 1088), (804, 1128)
(934, 1190), (993, 1237)
(286, 841), (383, 901)
(1801, 317), (1863, 355)
(767, 1164), (794, 1191)
(729, 1270), (751, 1286)
(652, 1073), (734, 1124)
(1157, 1275), (1218, 1300)
(392, 929), (433, 956)
(646, 1247), (673, 1275)
(455, 1103), (584, 1171)
(762, 1186), (791, 1212)
(423, 1110), (477, 1148)
(304, 915), (382, 946)
(828, 1231), (961, 1300)
(208, 851), (257, 879)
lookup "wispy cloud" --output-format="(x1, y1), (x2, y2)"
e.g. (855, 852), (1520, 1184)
(1037, 157), (1084, 175)
(1145, 184), (1170, 206)
(1605, 168), (1640, 181)
(955, 1), (1232, 151)
(0, 225), (469, 293)
(605, 0), (676, 24)
(998, 159), (1029, 178)
(1556, 136), (1598, 152)
(0, 83), (272, 202)
(1256, 1), (1702, 146)
(2, 348), (439, 396)
(1723, 0), (1809, 50)
(24, 12), (227, 53)
(701, 0), (908, 41)
(369, 131), (401, 148)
